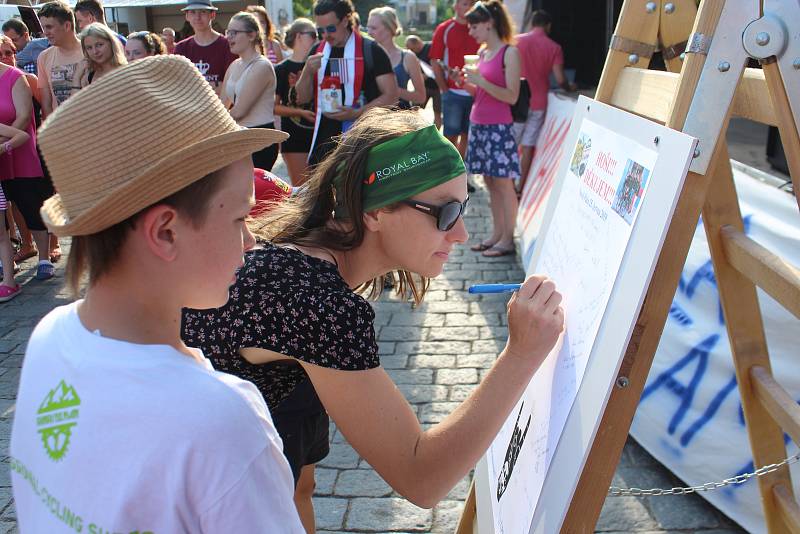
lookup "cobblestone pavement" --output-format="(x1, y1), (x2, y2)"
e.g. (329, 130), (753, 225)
(0, 179), (750, 533)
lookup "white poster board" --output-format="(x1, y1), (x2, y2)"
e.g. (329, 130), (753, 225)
(474, 95), (698, 534)
(516, 93), (577, 267)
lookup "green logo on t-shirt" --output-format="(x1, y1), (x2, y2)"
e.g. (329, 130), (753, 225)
(36, 380), (81, 461)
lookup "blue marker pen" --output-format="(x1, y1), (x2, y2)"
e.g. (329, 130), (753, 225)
(468, 283), (522, 294)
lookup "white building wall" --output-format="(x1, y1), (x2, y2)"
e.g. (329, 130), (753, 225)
(107, 7), (147, 32)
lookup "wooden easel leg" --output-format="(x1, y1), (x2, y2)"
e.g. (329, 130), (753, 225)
(761, 61), (800, 211)
(702, 144), (796, 534)
(456, 481), (477, 534)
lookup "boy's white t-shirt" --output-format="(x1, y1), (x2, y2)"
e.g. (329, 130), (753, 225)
(10, 302), (304, 533)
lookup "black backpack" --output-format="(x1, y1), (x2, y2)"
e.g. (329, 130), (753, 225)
(503, 46), (531, 123)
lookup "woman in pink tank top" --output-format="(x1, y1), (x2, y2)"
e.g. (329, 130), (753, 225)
(0, 36), (56, 284)
(461, 0), (521, 257)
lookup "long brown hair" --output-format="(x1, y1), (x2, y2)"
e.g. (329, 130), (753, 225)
(245, 4), (274, 41)
(466, 0), (515, 44)
(230, 11), (266, 55)
(250, 108), (432, 304)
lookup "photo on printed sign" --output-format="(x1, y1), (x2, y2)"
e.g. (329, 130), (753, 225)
(612, 160), (651, 225)
(569, 133), (591, 177)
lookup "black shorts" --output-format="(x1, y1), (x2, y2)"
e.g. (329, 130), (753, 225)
(280, 122), (313, 154)
(271, 378), (330, 485)
(1, 177), (53, 232)
(251, 122), (279, 172)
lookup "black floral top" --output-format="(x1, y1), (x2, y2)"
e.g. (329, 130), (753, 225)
(181, 243), (380, 409)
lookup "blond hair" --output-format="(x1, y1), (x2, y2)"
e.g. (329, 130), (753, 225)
(368, 6), (402, 37)
(80, 23), (127, 71)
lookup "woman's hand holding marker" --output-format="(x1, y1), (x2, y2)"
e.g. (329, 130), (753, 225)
(505, 275), (565, 365)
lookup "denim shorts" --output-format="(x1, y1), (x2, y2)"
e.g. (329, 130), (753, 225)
(441, 91), (473, 137)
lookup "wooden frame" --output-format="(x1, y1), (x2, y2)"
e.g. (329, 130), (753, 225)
(457, 0), (800, 532)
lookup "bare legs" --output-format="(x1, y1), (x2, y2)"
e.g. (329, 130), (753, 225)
(294, 464), (317, 534)
(518, 145), (536, 195)
(0, 211), (16, 288)
(446, 133), (468, 160)
(283, 152), (311, 187)
(9, 206), (35, 261)
(482, 176), (518, 255)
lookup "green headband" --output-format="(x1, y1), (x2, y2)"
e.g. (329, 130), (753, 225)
(334, 125), (466, 218)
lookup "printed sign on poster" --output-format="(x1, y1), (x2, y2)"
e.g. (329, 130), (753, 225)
(476, 96), (697, 534)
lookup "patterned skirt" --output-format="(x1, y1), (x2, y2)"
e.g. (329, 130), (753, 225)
(465, 122), (521, 179)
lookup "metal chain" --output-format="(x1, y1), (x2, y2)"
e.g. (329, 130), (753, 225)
(608, 452), (800, 497)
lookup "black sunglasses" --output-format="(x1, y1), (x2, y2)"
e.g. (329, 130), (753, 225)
(316, 24), (338, 34)
(400, 197), (469, 231)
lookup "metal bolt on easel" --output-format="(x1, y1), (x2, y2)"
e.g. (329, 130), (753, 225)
(793, 58), (800, 69)
(755, 32), (771, 46)
(664, 3), (675, 14)
(628, 54), (639, 64)
(645, 2), (656, 13)
(718, 61), (731, 72)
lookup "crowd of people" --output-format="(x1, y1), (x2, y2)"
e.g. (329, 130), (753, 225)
(1, 0), (574, 300)
(2, 0), (575, 530)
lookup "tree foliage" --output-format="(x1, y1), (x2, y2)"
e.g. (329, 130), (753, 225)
(292, 0), (314, 19)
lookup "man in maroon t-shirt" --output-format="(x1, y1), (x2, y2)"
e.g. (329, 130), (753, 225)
(174, 0), (236, 94)
(429, 0), (478, 159)
(515, 10), (575, 190)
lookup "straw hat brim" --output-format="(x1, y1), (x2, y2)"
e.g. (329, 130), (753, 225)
(41, 127), (288, 236)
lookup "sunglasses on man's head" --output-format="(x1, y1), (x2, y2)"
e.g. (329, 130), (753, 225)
(400, 197), (469, 231)
(317, 24), (338, 34)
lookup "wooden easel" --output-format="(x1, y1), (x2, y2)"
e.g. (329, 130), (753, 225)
(456, 0), (800, 532)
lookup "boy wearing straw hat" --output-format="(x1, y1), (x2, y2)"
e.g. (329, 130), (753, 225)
(9, 56), (304, 531)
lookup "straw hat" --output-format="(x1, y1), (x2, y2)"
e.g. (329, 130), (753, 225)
(38, 55), (287, 236)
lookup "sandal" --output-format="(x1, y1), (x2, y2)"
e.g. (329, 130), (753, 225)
(35, 262), (55, 281)
(482, 245), (516, 258)
(0, 284), (21, 303)
(470, 241), (496, 252)
(13, 246), (37, 263)
(50, 246), (62, 264)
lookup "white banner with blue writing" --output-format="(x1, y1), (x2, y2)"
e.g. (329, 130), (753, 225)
(630, 167), (800, 534)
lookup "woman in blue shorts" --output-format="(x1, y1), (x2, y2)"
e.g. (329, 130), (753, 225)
(461, 0), (521, 257)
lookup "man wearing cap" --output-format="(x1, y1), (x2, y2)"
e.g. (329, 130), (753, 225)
(174, 0), (236, 94)
(10, 55), (304, 531)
